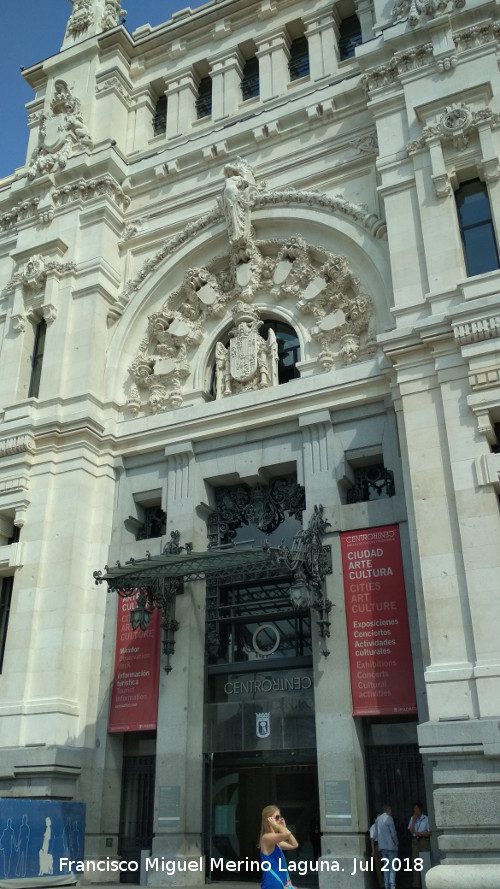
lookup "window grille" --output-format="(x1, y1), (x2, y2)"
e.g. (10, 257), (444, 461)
(136, 507), (167, 540)
(196, 76), (212, 118)
(338, 16), (362, 60)
(241, 57), (259, 100)
(288, 37), (310, 80)
(455, 179), (500, 277)
(346, 465), (395, 503)
(153, 95), (167, 135)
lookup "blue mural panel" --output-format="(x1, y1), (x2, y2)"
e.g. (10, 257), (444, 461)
(0, 800), (85, 880)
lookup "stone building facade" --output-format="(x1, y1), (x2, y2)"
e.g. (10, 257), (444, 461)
(0, 1), (499, 888)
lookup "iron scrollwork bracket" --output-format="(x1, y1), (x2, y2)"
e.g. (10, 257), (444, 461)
(264, 504), (333, 657)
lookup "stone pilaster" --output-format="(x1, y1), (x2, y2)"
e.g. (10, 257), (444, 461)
(255, 31), (290, 101)
(165, 71), (198, 139)
(209, 51), (244, 120)
(148, 441), (207, 886)
(303, 12), (340, 80)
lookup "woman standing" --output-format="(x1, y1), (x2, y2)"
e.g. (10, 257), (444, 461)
(259, 805), (299, 889)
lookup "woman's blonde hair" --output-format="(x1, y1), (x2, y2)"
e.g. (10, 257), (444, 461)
(258, 804), (280, 848)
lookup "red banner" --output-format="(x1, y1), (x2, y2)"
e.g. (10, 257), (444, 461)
(108, 591), (162, 732)
(340, 525), (417, 716)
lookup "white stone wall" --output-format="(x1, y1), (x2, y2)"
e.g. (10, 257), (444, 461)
(0, 0), (499, 882)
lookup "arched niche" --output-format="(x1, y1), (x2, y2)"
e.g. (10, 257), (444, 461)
(105, 207), (391, 414)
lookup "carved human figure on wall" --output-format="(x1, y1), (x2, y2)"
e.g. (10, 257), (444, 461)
(221, 158), (257, 247)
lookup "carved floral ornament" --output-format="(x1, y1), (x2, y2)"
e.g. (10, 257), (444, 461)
(407, 103), (500, 155)
(392, 0), (465, 28)
(7, 255), (76, 294)
(126, 235), (375, 415)
(27, 80), (92, 181)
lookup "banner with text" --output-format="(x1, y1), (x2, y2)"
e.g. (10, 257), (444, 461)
(340, 525), (417, 716)
(108, 590), (162, 732)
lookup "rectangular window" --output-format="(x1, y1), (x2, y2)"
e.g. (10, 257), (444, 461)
(28, 318), (47, 398)
(196, 76), (212, 119)
(241, 57), (259, 100)
(153, 95), (167, 135)
(338, 15), (362, 60)
(455, 179), (500, 277)
(0, 576), (14, 673)
(288, 36), (310, 80)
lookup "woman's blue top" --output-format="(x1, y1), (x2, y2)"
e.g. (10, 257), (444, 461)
(260, 844), (289, 889)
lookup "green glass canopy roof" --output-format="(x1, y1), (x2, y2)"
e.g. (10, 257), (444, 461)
(94, 546), (278, 591)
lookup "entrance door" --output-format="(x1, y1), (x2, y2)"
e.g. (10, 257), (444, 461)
(206, 753), (319, 883)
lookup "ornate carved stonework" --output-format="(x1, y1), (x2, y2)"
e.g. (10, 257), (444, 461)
(220, 157), (260, 248)
(66, 0), (126, 39)
(0, 198), (40, 232)
(126, 231), (374, 414)
(102, 0), (127, 29)
(27, 80), (92, 181)
(52, 174), (130, 210)
(392, 0), (465, 28)
(66, 0), (93, 38)
(407, 103), (500, 155)
(215, 303), (278, 397)
(0, 434), (36, 458)
(7, 256), (76, 294)
(112, 166), (385, 325)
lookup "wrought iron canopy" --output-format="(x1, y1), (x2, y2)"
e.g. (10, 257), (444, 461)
(93, 546), (275, 591)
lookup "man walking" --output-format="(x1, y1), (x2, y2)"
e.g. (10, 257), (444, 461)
(373, 804), (398, 889)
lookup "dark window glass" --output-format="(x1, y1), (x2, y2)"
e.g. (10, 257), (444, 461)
(456, 180), (500, 277)
(241, 57), (259, 100)
(196, 76), (212, 119)
(153, 95), (167, 135)
(288, 37), (310, 80)
(28, 318), (46, 398)
(339, 16), (362, 60)
(260, 320), (300, 384)
(0, 577), (14, 673)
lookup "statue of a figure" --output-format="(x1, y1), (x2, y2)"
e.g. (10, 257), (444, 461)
(221, 158), (257, 247)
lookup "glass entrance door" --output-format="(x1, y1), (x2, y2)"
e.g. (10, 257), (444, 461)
(206, 753), (320, 883)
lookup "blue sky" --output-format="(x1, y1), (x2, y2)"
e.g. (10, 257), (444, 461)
(0, 1), (187, 179)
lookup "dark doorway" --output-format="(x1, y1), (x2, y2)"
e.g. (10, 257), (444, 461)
(206, 753), (319, 883)
(365, 744), (427, 888)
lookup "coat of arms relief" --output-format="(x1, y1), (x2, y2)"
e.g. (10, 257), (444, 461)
(27, 80), (93, 181)
(126, 159), (375, 415)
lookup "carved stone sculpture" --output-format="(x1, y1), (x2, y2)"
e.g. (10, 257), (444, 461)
(126, 234), (374, 414)
(214, 303), (278, 397)
(28, 80), (92, 181)
(221, 157), (259, 247)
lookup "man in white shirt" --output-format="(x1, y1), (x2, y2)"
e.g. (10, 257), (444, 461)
(373, 805), (398, 889)
(408, 802), (431, 889)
